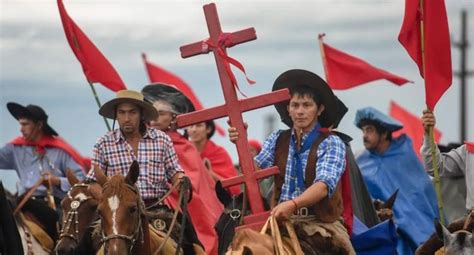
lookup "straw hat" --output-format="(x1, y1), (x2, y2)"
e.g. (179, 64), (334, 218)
(99, 90), (158, 121)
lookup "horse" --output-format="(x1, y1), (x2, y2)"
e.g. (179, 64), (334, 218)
(54, 169), (103, 255)
(416, 212), (474, 255)
(214, 181), (252, 255)
(93, 161), (197, 254)
(373, 189), (399, 222)
(0, 181), (49, 255)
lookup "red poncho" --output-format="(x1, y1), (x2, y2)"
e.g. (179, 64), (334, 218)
(10, 135), (87, 172)
(200, 140), (241, 195)
(165, 132), (223, 255)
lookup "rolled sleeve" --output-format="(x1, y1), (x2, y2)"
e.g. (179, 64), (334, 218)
(421, 135), (466, 177)
(255, 130), (283, 169)
(162, 134), (183, 182)
(314, 135), (346, 197)
(87, 139), (106, 181)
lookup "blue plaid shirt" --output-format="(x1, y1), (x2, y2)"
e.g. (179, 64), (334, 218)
(255, 125), (346, 202)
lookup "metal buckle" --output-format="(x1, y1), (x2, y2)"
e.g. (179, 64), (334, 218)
(297, 207), (309, 217)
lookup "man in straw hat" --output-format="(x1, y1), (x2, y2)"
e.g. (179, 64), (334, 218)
(229, 69), (355, 254)
(86, 89), (185, 203)
(0, 102), (86, 241)
(354, 107), (439, 255)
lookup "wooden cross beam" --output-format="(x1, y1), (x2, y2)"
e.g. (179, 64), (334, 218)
(177, 3), (290, 227)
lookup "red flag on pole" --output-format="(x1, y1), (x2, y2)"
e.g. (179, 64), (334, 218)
(390, 101), (442, 159)
(57, 0), (126, 92)
(398, 0), (452, 110)
(320, 42), (411, 90)
(142, 53), (226, 136)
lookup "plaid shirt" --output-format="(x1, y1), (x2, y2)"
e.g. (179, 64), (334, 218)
(255, 125), (346, 202)
(87, 128), (183, 200)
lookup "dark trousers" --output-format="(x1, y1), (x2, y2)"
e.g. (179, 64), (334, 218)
(22, 197), (59, 241)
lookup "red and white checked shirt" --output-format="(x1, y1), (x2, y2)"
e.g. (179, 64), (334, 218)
(86, 128), (183, 199)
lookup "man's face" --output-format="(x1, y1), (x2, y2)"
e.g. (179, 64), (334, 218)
(19, 118), (43, 141)
(287, 94), (324, 132)
(116, 103), (141, 135)
(149, 101), (175, 131)
(361, 125), (383, 150)
(187, 122), (209, 144)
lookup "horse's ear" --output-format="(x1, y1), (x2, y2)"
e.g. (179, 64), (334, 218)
(94, 165), (108, 186)
(215, 181), (232, 206)
(384, 189), (399, 209)
(438, 220), (452, 244)
(66, 168), (79, 186)
(435, 219), (443, 240)
(126, 161), (140, 185)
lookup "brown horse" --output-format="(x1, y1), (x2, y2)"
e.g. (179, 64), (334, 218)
(92, 161), (153, 254)
(54, 170), (102, 255)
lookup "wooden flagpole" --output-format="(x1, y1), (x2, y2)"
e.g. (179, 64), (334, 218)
(88, 82), (111, 131)
(420, 0), (445, 225)
(318, 33), (330, 81)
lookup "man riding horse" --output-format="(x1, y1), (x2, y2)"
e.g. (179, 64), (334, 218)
(0, 102), (86, 243)
(85, 89), (204, 253)
(229, 69), (355, 254)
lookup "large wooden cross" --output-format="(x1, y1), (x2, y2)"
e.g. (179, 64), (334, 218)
(177, 3), (290, 228)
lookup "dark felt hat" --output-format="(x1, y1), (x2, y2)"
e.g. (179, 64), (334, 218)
(272, 69), (337, 127)
(7, 102), (58, 136)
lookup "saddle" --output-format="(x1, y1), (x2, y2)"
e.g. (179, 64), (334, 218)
(19, 212), (54, 252)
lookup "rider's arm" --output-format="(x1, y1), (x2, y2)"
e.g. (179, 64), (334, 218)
(0, 144), (14, 169)
(57, 149), (86, 192)
(421, 138), (466, 178)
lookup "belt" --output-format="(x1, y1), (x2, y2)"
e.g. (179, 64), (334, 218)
(294, 207), (313, 217)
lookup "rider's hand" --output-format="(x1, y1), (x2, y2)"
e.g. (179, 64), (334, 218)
(41, 173), (60, 187)
(228, 122), (248, 144)
(271, 200), (296, 222)
(421, 109), (436, 134)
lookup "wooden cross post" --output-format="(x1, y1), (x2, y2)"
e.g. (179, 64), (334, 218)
(177, 3), (290, 228)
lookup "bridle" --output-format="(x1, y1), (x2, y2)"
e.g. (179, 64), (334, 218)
(57, 183), (94, 244)
(101, 183), (144, 254)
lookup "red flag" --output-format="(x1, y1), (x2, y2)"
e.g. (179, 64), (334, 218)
(57, 0), (126, 92)
(322, 42), (411, 90)
(398, 0), (452, 110)
(142, 53), (226, 136)
(390, 101), (442, 159)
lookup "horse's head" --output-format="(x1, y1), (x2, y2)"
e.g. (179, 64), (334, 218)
(55, 169), (102, 255)
(436, 219), (474, 255)
(374, 189), (399, 222)
(97, 161), (144, 255)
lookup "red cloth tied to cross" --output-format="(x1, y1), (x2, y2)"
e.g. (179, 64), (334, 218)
(202, 32), (255, 96)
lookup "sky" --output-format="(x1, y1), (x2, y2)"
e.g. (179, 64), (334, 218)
(1, 0), (473, 190)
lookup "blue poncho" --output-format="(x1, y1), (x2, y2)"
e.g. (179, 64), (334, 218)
(356, 135), (439, 255)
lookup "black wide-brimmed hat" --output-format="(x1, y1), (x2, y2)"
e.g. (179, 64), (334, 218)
(7, 102), (58, 136)
(272, 69), (337, 127)
(141, 83), (196, 114)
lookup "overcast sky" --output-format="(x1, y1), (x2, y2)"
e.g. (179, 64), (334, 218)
(1, 1), (473, 188)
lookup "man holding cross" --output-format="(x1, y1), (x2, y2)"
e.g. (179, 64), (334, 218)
(229, 69), (355, 254)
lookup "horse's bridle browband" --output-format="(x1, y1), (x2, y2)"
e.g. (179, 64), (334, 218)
(57, 183), (93, 244)
(101, 183), (144, 254)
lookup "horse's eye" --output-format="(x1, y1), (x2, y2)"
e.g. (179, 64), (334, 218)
(89, 203), (98, 212)
(129, 206), (137, 214)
